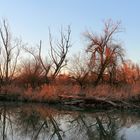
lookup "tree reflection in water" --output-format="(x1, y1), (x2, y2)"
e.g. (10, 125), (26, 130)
(0, 103), (140, 140)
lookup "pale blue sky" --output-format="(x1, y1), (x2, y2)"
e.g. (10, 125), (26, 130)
(0, 0), (140, 62)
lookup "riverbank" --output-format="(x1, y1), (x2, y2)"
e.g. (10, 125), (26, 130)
(0, 93), (140, 110)
(1, 83), (140, 110)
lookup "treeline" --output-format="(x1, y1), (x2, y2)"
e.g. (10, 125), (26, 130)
(0, 19), (140, 90)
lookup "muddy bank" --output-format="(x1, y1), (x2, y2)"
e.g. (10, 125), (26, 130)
(0, 93), (140, 110)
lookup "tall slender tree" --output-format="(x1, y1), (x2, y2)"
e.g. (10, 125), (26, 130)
(0, 19), (22, 84)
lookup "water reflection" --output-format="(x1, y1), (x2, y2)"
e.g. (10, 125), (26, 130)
(0, 103), (140, 140)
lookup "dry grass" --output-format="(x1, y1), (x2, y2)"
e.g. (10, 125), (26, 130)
(21, 84), (79, 102)
(32, 84), (80, 102)
(86, 84), (133, 100)
(1, 83), (140, 102)
(20, 83), (140, 101)
(0, 85), (23, 96)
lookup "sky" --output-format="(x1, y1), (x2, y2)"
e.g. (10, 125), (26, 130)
(0, 0), (140, 62)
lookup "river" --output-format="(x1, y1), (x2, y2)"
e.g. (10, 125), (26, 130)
(0, 102), (140, 140)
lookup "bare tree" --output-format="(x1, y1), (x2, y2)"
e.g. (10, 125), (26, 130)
(69, 53), (89, 89)
(0, 19), (22, 85)
(105, 45), (124, 84)
(22, 42), (51, 86)
(23, 26), (71, 85)
(49, 26), (71, 80)
(38, 40), (52, 83)
(21, 45), (45, 88)
(85, 20), (124, 86)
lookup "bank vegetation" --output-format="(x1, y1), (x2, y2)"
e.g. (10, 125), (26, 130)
(0, 19), (140, 109)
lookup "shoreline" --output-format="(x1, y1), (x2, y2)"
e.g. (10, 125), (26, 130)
(0, 94), (140, 111)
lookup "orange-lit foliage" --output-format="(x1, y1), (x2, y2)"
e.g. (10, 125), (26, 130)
(1, 19), (140, 102)
(85, 20), (124, 86)
(17, 60), (44, 88)
(117, 61), (140, 84)
(55, 74), (75, 85)
(22, 84), (80, 102)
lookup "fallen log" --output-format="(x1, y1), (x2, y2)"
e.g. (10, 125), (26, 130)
(120, 100), (140, 109)
(58, 95), (140, 109)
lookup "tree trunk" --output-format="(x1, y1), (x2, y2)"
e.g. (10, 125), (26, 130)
(94, 66), (106, 86)
(5, 56), (9, 84)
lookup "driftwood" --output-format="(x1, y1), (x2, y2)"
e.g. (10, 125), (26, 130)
(58, 95), (140, 110)
(0, 93), (140, 110)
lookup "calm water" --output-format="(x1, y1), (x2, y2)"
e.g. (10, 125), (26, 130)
(0, 103), (140, 140)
